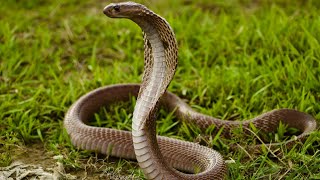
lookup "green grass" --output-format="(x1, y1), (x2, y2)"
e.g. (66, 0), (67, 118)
(1, 0), (320, 179)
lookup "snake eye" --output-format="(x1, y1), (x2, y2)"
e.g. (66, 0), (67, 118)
(113, 5), (120, 12)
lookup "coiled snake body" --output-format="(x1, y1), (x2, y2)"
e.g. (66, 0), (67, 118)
(64, 2), (317, 179)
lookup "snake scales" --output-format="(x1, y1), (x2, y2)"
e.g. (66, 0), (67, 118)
(64, 2), (317, 179)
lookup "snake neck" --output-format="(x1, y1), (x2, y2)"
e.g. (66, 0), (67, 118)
(133, 12), (178, 99)
(130, 11), (180, 179)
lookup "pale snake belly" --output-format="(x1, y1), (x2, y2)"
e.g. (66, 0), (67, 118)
(64, 2), (317, 179)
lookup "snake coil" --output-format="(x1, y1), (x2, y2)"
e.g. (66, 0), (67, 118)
(64, 2), (317, 179)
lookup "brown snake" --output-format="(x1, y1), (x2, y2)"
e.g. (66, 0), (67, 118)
(64, 2), (317, 179)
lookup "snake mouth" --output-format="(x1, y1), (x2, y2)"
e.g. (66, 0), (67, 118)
(103, 2), (136, 18)
(103, 4), (119, 18)
(103, 2), (148, 19)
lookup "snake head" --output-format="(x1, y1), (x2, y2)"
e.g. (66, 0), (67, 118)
(103, 2), (148, 18)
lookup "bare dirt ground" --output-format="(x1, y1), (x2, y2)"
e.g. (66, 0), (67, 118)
(0, 144), (139, 180)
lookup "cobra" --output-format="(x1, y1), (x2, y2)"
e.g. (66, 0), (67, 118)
(64, 2), (317, 179)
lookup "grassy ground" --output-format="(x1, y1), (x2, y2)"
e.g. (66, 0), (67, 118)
(1, 0), (320, 179)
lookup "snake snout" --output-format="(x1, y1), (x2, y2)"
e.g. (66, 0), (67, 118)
(103, 2), (146, 19)
(103, 3), (122, 18)
(103, 4), (114, 17)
